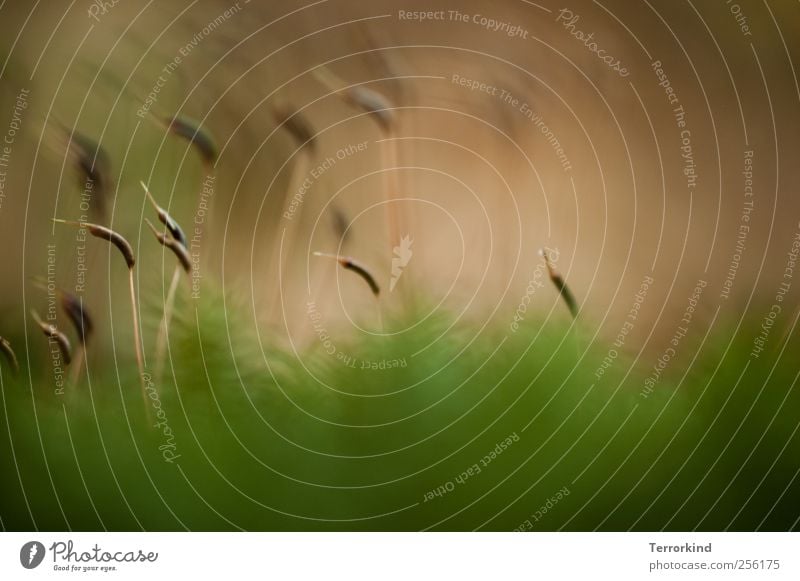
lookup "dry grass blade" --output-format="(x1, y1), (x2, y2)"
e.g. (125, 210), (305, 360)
(162, 115), (218, 168)
(313, 251), (380, 296)
(140, 181), (187, 248)
(541, 249), (578, 319)
(30, 278), (93, 345)
(145, 219), (192, 273)
(272, 102), (316, 153)
(31, 310), (72, 366)
(70, 132), (110, 182)
(312, 66), (395, 132)
(52, 219), (135, 269)
(0, 336), (20, 376)
(57, 125), (112, 220)
(331, 206), (351, 244)
(53, 218), (148, 415)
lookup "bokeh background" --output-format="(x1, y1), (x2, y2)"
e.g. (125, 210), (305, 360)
(0, 0), (798, 531)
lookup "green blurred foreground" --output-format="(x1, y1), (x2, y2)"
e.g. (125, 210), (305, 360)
(1, 290), (799, 531)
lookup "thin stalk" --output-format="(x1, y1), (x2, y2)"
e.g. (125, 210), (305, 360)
(313, 66), (398, 253)
(267, 153), (310, 321)
(31, 310), (72, 365)
(52, 218), (148, 418)
(313, 251), (384, 335)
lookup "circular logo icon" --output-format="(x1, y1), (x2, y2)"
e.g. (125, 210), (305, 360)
(19, 541), (45, 569)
